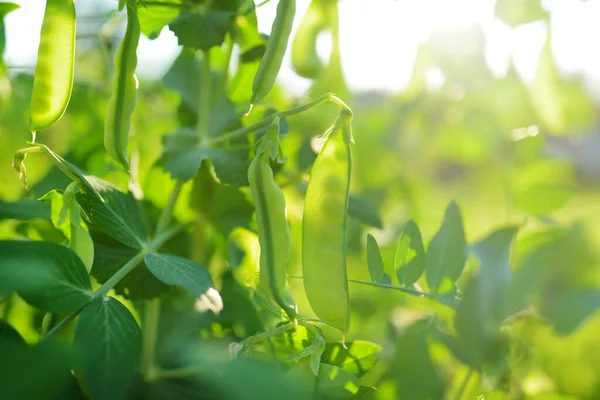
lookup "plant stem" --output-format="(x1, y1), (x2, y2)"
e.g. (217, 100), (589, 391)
(217, 35), (233, 91)
(141, 298), (161, 380)
(205, 93), (351, 146)
(155, 180), (184, 234)
(198, 50), (212, 144)
(454, 368), (474, 400)
(39, 224), (187, 343)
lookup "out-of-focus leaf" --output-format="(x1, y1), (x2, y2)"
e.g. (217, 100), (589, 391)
(137, 0), (182, 39)
(74, 296), (142, 400)
(0, 319), (25, 348)
(539, 289), (600, 335)
(320, 340), (382, 379)
(516, 185), (574, 215)
(0, 3), (19, 55)
(394, 220), (426, 287)
(316, 363), (359, 399)
(0, 199), (49, 221)
(0, 241), (92, 313)
(348, 195), (383, 228)
(426, 201), (467, 291)
(353, 386), (377, 399)
(366, 234), (385, 283)
(495, 0), (548, 26)
(169, 10), (235, 51)
(0, 341), (72, 399)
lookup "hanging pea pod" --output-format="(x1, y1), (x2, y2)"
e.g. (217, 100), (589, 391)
(250, 0), (296, 106)
(104, 3), (140, 170)
(248, 117), (298, 320)
(302, 109), (353, 333)
(30, 0), (76, 132)
(292, 0), (326, 79)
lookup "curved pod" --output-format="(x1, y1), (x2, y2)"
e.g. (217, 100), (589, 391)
(292, 0), (326, 79)
(251, 0), (296, 105)
(302, 110), (353, 332)
(104, 5), (140, 170)
(248, 149), (298, 320)
(30, 0), (76, 132)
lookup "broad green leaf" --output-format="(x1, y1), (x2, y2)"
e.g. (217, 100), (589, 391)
(394, 220), (426, 286)
(0, 199), (49, 221)
(0, 319), (25, 349)
(169, 10), (235, 51)
(366, 234), (385, 283)
(495, 0), (547, 26)
(347, 195), (382, 228)
(0, 341), (72, 399)
(91, 229), (168, 300)
(316, 363), (359, 399)
(321, 340), (382, 379)
(0, 241), (92, 313)
(426, 201), (467, 291)
(39, 190), (70, 237)
(73, 296), (142, 400)
(353, 386), (377, 399)
(144, 253), (222, 314)
(539, 289), (600, 335)
(310, 337), (326, 376)
(387, 318), (443, 399)
(137, 0), (182, 39)
(516, 185), (574, 215)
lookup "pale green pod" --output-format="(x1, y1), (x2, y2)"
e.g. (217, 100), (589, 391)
(104, 4), (140, 170)
(248, 128), (298, 320)
(250, 0), (296, 105)
(30, 0), (76, 132)
(292, 0), (326, 79)
(302, 110), (353, 332)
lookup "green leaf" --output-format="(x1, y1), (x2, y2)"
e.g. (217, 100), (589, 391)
(169, 10), (234, 51)
(91, 229), (168, 300)
(347, 195), (382, 228)
(394, 220), (426, 287)
(0, 3), (19, 56)
(366, 234), (385, 283)
(353, 386), (377, 400)
(73, 296), (142, 400)
(495, 0), (547, 27)
(539, 289), (600, 335)
(0, 341), (73, 399)
(321, 340), (382, 379)
(144, 253), (222, 314)
(0, 241), (92, 313)
(426, 201), (467, 291)
(316, 363), (359, 399)
(137, 0), (182, 39)
(0, 199), (50, 221)
(0, 319), (25, 348)
(516, 185), (574, 215)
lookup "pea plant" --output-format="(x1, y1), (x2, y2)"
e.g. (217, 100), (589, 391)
(1, 0), (599, 399)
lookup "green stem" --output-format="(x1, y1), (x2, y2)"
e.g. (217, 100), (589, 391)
(141, 298), (161, 380)
(205, 93), (352, 146)
(39, 224), (187, 343)
(218, 35), (234, 91)
(454, 368), (474, 400)
(155, 180), (184, 234)
(198, 50), (212, 144)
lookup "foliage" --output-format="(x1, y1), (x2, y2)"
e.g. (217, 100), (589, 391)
(1, 0), (600, 399)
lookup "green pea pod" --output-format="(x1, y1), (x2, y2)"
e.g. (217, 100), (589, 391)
(302, 110), (353, 332)
(104, 4), (140, 170)
(29, 0), (76, 132)
(63, 183), (94, 273)
(248, 122), (298, 320)
(250, 0), (296, 106)
(292, 0), (326, 79)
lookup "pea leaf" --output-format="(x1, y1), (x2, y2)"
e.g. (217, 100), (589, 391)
(73, 296), (142, 400)
(495, 0), (547, 26)
(316, 363), (359, 399)
(169, 10), (235, 51)
(0, 241), (92, 313)
(354, 386), (378, 399)
(539, 289), (600, 335)
(0, 3), (19, 56)
(0, 320), (25, 348)
(137, 0), (182, 39)
(0, 199), (49, 221)
(144, 253), (223, 314)
(516, 185), (574, 215)
(394, 220), (426, 287)
(320, 340), (382, 379)
(348, 195), (383, 228)
(366, 234), (385, 284)
(426, 201), (467, 292)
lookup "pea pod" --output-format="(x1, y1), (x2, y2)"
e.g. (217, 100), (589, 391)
(248, 118), (298, 320)
(62, 183), (95, 273)
(291, 0), (326, 79)
(250, 0), (296, 106)
(302, 110), (353, 332)
(104, 4), (140, 170)
(30, 0), (76, 132)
